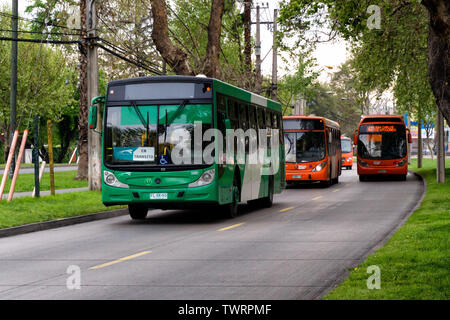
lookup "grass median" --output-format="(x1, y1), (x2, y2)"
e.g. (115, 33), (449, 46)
(324, 158), (450, 300)
(0, 191), (126, 229)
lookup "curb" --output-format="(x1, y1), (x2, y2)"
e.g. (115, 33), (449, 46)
(315, 170), (427, 299)
(0, 208), (129, 239)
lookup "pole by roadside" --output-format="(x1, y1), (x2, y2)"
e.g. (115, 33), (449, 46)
(436, 107), (445, 183)
(47, 120), (55, 195)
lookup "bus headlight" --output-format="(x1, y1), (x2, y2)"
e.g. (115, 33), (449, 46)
(358, 159), (369, 167)
(396, 160), (406, 167)
(103, 171), (129, 189)
(188, 169), (215, 188)
(312, 161), (327, 172)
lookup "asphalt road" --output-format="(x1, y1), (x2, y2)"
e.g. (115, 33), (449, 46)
(0, 168), (423, 300)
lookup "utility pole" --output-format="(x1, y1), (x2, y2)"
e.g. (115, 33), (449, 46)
(9, 0), (18, 178)
(243, 0), (252, 79)
(255, 4), (261, 95)
(250, 3), (270, 95)
(86, 0), (101, 190)
(271, 8), (278, 101)
(436, 107), (445, 183)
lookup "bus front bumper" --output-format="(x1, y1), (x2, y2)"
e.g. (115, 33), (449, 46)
(286, 169), (328, 182)
(102, 181), (218, 208)
(357, 165), (407, 175)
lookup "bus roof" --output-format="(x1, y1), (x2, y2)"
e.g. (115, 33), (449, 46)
(283, 115), (340, 130)
(359, 115), (405, 125)
(107, 75), (281, 112)
(108, 75), (213, 86)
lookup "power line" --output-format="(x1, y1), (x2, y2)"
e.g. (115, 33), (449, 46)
(0, 36), (80, 45)
(0, 28), (81, 37)
(97, 41), (162, 75)
(0, 11), (81, 32)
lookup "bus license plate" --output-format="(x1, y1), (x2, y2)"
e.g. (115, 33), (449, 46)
(150, 193), (168, 200)
(293, 175), (302, 179)
(378, 170), (387, 173)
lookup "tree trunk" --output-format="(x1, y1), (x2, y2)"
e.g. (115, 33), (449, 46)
(418, 118), (423, 168)
(75, 0), (89, 181)
(422, 0), (450, 126)
(202, 0), (225, 78)
(243, 0), (252, 74)
(150, 0), (194, 75)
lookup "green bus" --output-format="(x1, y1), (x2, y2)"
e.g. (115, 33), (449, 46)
(89, 76), (285, 219)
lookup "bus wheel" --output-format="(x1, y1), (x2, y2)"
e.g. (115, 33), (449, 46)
(128, 204), (148, 220)
(260, 178), (274, 208)
(359, 175), (367, 182)
(223, 183), (239, 218)
(332, 176), (339, 184)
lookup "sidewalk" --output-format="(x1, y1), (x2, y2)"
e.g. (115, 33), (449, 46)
(1, 187), (89, 200)
(0, 164), (78, 175)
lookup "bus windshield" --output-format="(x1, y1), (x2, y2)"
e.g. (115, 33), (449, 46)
(284, 132), (325, 163)
(358, 124), (407, 160)
(341, 139), (352, 153)
(104, 104), (212, 166)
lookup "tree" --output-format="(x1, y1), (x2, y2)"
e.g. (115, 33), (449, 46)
(150, 0), (225, 78)
(278, 0), (449, 127)
(0, 7), (76, 162)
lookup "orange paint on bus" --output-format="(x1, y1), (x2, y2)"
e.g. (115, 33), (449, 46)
(283, 115), (341, 187)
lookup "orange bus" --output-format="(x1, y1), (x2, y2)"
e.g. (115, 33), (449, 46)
(354, 115), (412, 181)
(283, 115), (341, 187)
(341, 136), (353, 170)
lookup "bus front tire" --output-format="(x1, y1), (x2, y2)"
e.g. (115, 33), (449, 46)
(222, 186), (239, 218)
(359, 175), (367, 182)
(128, 204), (148, 220)
(260, 178), (274, 208)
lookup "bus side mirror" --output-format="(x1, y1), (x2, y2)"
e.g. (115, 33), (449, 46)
(88, 105), (97, 130)
(88, 96), (105, 132)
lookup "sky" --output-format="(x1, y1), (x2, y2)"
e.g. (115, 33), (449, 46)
(1, 0), (350, 83)
(256, 0), (350, 82)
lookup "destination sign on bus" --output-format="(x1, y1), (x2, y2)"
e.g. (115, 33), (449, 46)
(360, 124), (401, 133)
(368, 125), (396, 132)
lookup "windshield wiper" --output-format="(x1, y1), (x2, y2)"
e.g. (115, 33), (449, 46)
(168, 99), (189, 125)
(131, 101), (149, 146)
(161, 99), (189, 147)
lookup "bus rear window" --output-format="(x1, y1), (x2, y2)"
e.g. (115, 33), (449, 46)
(283, 119), (324, 130)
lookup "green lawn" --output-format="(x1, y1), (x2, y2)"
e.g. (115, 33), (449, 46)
(0, 191), (125, 229)
(324, 158), (450, 299)
(0, 170), (87, 194)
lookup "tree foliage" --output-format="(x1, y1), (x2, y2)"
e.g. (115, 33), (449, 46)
(278, 0), (449, 126)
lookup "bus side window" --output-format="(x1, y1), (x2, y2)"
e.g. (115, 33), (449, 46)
(217, 94), (227, 151)
(228, 99), (239, 130)
(266, 110), (272, 129)
(239, 103), (248, 131)
(258, 108), (265, 129)
(249, 105), (257, 131)
(276, 113), (283, 144)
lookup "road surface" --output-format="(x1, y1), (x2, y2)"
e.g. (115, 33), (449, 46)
(0, 169), (423, 299)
